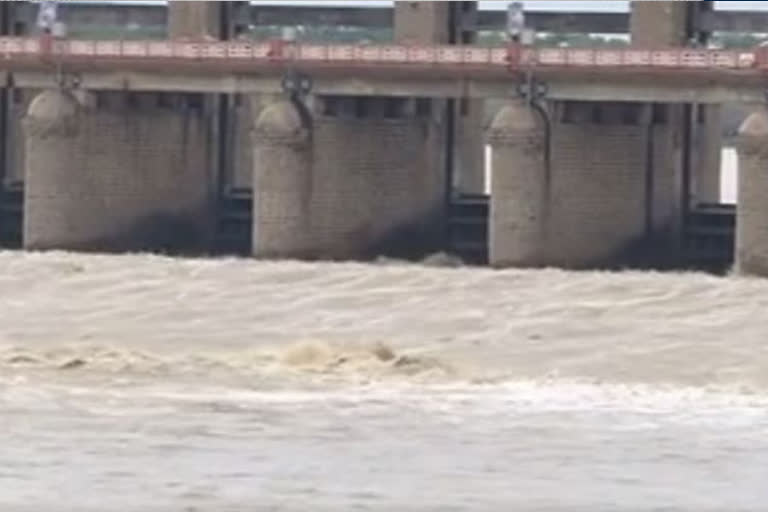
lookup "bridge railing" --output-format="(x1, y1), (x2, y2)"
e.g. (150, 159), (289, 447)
(0, 37), (761, 73)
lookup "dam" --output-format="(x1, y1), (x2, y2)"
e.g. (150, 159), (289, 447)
(0, 1), (762, 274)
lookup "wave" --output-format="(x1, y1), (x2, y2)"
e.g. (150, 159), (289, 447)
(0, 340), (456, 383)
(2, 250), (768, 394)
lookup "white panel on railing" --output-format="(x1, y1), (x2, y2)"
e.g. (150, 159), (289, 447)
(298, 44), (327, 61)
(252, 43), (271, 59)
(436, 46), (463, 64)
(227, 43), (253, 58)
(356, 46), (382, 62)
(519, 48), (538, 65)
(22, 39), (40, 54)
(0, 38), (24, 54)
(738, 52), (756, 68)
(147, 42), (173, 58)
(68, 40), (95, 56)
(282, 43), (300, 59)
(537, 49), (566, 66)
(408, 47), (436, 63)
(95, 41), (120, 56)
(175, 43), (200, 58)
(200, 42), (227, 59)
(379, 45), (407, 62)
(567, 49), (594, 66)
(328, 45), (355, 61)
(463, 47), (490, 65)
(680, 50), (708, 68)
(624, 50), (651, 67)
(489, 48), (509, 65)
(595, 50), (622, 66)
(50, 41), (67, 55)
(711, 51), (737, 68)
(651, 50), (679, 67)
(122, 41), (148, 57)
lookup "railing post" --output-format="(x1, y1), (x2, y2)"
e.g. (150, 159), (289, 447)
(39, 32), (52, 58)
(267, 39), (284, 61)
(506, 42), (521, 71)
(755, 46), (768, 70)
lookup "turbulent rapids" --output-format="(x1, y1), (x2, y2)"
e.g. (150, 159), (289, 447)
(1, 249), (767, 392)
(2, 250), (768, 510)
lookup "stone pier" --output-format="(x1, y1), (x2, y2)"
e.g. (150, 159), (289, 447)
(489, 100), (652, 269)
(252, 95), (443, 260)
(395, 1), (485, 196)
(735, 107), (768, 276)
(168, 1), (223, 39)
(22, 2), (223, 252)
(489, 1), (716, 269)
(632, 1), (722, 206)
(488, 100), (547, 267)
(23, 91), (213, 252)
(249, 2), (460, 260)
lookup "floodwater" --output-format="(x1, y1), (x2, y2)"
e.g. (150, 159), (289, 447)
(1, 248), (767, 511)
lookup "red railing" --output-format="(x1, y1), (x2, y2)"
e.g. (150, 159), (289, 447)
(0, 36), (760, 73)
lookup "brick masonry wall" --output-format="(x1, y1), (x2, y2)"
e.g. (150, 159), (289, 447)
(308, 117), (443, 259)
(488, 102), (548, 267)
(167, 2), (221, 39)
(4, 89), (37, 186)
(252, 99), (445, 260)
(251, 100), (313, 258)
(650, 115), (684, 243)
(736, 110), (768, 276)
(24, 92), (213, 252)
(547, 116), (648, 267)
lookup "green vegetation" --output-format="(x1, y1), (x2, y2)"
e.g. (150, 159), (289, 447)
(64, 24), (767, 50)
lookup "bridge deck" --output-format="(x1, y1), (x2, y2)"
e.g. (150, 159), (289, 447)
(0, 37), (766, 102)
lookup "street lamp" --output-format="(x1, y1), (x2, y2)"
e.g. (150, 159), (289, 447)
(507, 2), (525, 43)
(507, 2), (535, 45)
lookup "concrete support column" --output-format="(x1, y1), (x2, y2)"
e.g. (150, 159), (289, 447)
(23, 90), (213, 252)
(735, 107), (768, 276)
(547, 102), (650, 267)
(631, 1), (699, 253)
(168, 1), (222, 39)
(395, 1), (485, 196)
(252, 96), (444, 261)
(487, 100), (547, 267)
(695, 105), (723, 203)
(251, 100), (313, 258)
(630, 2), (690, 46)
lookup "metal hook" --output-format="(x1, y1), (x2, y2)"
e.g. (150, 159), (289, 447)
(281, 69), (312, 101)
(516, 77), (548, 104)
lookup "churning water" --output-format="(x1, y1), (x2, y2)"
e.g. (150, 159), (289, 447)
(1, 249), (767, 511)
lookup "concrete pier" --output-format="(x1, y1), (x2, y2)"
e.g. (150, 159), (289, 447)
(735, 107), (768, 276)
(251, 100), (313, 258)
(23, 91), (213, 252)
(395, 1), (485, 196)
(253, 96), (443, 260)
(22, 3), (222, 253)
(491, 0), (700, 269)
(695, 106), (723, 203)
(168, 2), (222, 39)
(631, 1), (723, 209)
(548, 102), (650, 267)
(487, 100), (547, 267)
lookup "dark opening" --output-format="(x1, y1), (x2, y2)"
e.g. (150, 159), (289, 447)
(125, 93), (139, 109)
(354, 97), (370, 118)
(185, 94), (204, 112)
(322, 96), (339, 117)
(652, 104), (668, 125)
(156, 92), (173, 109)
(383, 98), (407, 119)
(415, 98), (432, 118)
